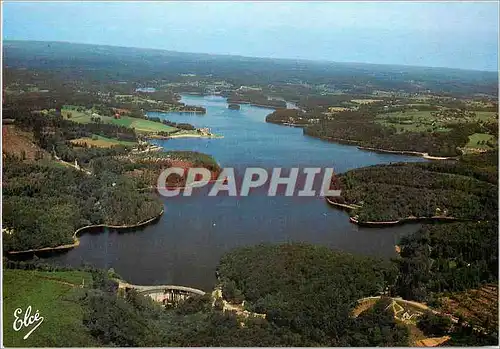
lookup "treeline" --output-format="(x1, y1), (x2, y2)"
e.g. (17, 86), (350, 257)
(416, 310), (497, 346)
(227, 91), (287, 109)
(5, 241), (497, 346)
(146, 116), (196, 130)
(177, 104), (207, 113)
(110, 98), (206, 116)
(4, 95), (140, 167)
(265, 109), (311, 126)
(2, 92), (223, 252)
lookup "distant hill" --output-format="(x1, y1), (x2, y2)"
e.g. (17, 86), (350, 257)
(3, 40), (498, 96)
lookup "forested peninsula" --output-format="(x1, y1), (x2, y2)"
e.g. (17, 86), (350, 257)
(326, 150), (497, 224)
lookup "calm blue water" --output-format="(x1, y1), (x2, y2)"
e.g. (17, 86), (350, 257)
(47, 95), (426, 290)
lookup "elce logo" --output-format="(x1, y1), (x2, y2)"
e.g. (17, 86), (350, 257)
(13, 306), (44, 340)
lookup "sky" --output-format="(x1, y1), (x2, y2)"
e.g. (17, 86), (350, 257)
(3, 1), (499, 71)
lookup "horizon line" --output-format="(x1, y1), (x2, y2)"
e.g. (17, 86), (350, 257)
(4, 38), (498, 74)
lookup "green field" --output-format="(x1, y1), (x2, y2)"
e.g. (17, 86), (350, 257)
(3, 269), (96, 347)
(376, 109), (497, 134)
(376, 110), (450, 133)
(62, 108), (178, 134)
(466, 133), (497, 149)
(70, 134), (137, 148)
(474, 111), (498, 122)
(111, 117), (177, 133)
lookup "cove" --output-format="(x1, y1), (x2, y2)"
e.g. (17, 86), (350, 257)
(45, 94), (426, 290)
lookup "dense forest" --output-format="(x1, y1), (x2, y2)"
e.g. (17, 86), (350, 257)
(265, 109), (310, 126)
(2, 154), (163, 252)
(217, 243), (406, 346)
(3, 141), (219, 252)
(328, 152), (498, 222)
(395, 221), (498, 302)
(394, 221), (499, 341)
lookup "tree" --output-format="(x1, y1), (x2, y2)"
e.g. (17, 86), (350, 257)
(417, 312), (452, 336)
(214, 298), (224, 311)
(222, 280), (245, 304)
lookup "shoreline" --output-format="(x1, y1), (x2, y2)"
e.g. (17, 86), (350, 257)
(356, 146), (458, 160)
(227, 100), (282, 110)
(300, 132), (459, 161)
(325, 197), (470, 227)
(325, 198), (357, 210)
(349, 214), (469, 227)
(267, 120), (307, 128)
(148, 109), (206, 114)
(147, 133), (224, 140)
(7, 209), (165, 255)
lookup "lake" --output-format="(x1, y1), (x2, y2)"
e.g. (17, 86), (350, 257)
(46, 94), (426, 290)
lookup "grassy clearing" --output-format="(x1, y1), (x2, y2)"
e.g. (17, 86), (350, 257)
(2, 269), (96, 347)
(62, 107), (177, 134)
(122, 118), (176, 133)
(465, 133), (497, 149)
(474, 111), (498, 122)
(70, 135), (137, 148)
(62, 108), (92, 123)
